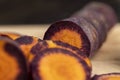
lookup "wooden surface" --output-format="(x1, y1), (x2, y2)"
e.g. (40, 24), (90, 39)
(0, 24), (120, 75)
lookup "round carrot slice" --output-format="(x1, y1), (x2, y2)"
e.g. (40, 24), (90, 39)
(30, 40), (92, 70)
(92, 73), (120, 80)
(0, 37), (27, 80)
(31, 48), (91, 80)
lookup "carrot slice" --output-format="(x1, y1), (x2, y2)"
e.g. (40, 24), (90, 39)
(31, 48), (91, 80)
(0, 37), (27, 80)
(30, 40), (92, 70)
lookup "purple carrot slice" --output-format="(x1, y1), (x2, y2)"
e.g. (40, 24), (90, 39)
(31, 48), (91, 80)
(30, 40), (92, 69)
(0, 37), (28, 80)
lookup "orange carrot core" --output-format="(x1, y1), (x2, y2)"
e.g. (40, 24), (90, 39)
(51, 29), (82, 49)
(39, 53), (86, 80)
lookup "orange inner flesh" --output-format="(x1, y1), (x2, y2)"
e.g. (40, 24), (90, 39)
(46, 40), (92, 68)
(99, 75), (120, 80)
(39, 52), (86, 80)
(28, 53), (35, 63)
(46, 40), (58, 48)
(51, 29), (82, 49)
(0, 41), (20, 80)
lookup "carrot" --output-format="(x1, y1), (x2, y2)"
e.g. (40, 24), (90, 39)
(30, 40), (92, 69)
(44, 2), (117, 57)
(31, 48), (91, 80)
(0, 37), (27, 80)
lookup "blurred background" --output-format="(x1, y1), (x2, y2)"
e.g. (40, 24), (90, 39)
(0, 0), (119, 24)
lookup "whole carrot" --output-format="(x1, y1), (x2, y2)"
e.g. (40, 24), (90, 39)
(44, 2), (117, 57)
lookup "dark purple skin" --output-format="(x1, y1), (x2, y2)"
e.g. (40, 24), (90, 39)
(0, 37), (28, 80)
(15, 36), (34, 45)
(44, 2), (117, 57)
(83, 2), (118, 29)
(92, 73), (120, 80)
(71, 2), (117, 56)
(15, 35), (41, 46)
(31, 48), (91, 80)
(73, 10), (108, 48)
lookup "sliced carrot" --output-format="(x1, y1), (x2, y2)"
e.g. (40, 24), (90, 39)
(30, 40), (92, 70)
(44, 2), (117, 57)
(31, 48), (91, 80)
(0, 37), (27, 80)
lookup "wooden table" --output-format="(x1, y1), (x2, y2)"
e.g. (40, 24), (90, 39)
(0, 24), (120, 75)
